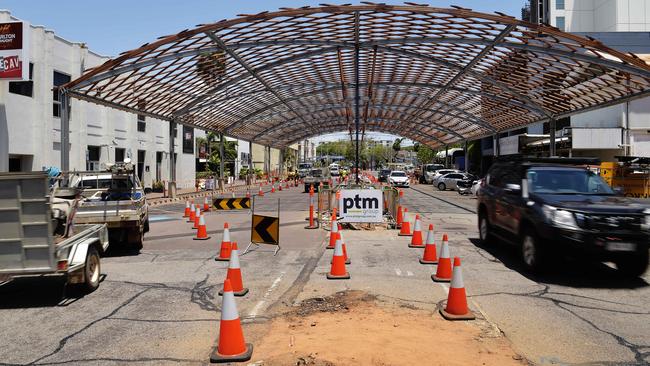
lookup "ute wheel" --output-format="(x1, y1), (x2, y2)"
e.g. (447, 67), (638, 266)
(128, 228), (144, 252)
(144, 218), (150, 233)
(437, 182), (446, 191)
(615, 249), (649, 278)
(80, 246), (101, 293)
(521, 229), (547, 273)
(478, 211), (493, 245)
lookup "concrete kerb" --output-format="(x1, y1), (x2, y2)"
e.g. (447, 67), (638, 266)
(147, 184), (251, 207)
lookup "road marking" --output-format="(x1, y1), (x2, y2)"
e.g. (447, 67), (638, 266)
(436, 282), (450, 295)
(394, 268), (402, 276)
(406, 271), (414, 277)
(249, 271), (285, 318)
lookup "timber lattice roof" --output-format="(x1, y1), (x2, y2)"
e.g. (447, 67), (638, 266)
(63, 3), (650, 147)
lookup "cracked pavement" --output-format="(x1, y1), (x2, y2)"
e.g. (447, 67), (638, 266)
(0, 184), (648, 365)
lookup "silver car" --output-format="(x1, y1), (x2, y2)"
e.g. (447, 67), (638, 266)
(430, 169), (461, 186)
(436, 172), (475, 191)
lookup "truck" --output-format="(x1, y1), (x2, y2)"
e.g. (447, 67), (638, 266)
(55, 161), (149, 251)
(418, 163), (445, 184)
(0, 172), (109, 293)
(304, 168), (330, 192)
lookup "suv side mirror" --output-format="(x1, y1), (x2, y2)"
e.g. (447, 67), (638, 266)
(504, 183), (521, 195)
(613, 187), (624, 196)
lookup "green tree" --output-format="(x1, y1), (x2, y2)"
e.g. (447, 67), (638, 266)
(416, 144), (436, 164)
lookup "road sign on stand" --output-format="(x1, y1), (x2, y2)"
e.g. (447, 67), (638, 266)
(244, 198), (281, 255)
(213, 197), (251, 210)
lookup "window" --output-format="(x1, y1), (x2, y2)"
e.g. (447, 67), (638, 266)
(87, 146), (101, 171)
(115, 148), (125, 163)
(556, 0), (565, 10)
(137, 150), (146, 181)
(53, 71), (71, 117)
(137, 114), (146, 132)
(556, 16), (565, 31)
(9, 63), (34, 97)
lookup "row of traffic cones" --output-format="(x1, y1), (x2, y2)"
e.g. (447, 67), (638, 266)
(398, 207), (475, 321)
(326, 214), (350, 279)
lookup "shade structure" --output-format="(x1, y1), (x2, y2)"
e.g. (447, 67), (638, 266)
(62, 3), (650, 148)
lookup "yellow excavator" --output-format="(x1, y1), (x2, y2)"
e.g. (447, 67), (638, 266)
(600, 157), (650, 198)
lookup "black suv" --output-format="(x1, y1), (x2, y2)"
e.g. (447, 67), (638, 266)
(378, 169), (391, 182)
(477, 157), (649, 277)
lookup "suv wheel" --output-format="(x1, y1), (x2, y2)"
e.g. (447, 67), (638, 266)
(478, 212), (492, 244)
(437, 182), (446, 191)
(521, 230), (547, 273)
(614, 250), (649, 278)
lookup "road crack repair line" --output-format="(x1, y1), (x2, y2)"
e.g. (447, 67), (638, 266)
(470, 285), (650, 364)
(0, 277), (220, 366)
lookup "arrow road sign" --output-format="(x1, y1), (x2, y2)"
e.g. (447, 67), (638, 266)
(213, 197), (251, 210)
(251, 214), (279, 245)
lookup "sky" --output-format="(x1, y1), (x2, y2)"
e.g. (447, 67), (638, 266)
(1, 0), (526, 142)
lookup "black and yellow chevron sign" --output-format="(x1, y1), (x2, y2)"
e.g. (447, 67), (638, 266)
(251, 214), (279, 245)
(213, 197), (251, 210)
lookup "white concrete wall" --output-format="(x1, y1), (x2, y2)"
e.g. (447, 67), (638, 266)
(0, 10), (198, 188)
(550, 0), (650, 32)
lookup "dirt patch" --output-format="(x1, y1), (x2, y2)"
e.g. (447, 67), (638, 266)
(248, 291), (527, 366)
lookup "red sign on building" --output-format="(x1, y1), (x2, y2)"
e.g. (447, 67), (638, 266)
(0, 21), (29, 80)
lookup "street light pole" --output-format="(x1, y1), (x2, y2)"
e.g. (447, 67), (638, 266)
(354, 12), (361, 184)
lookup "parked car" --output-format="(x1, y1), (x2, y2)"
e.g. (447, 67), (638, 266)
(378, 169), (392, 182)
(430, 169), (461, 185)
(329, 163), (340, 176)
(298, 162), (313, 178)
(477, 157), (649, 276)
(389, 170), (410, 187)
(436, 172), (476, 191)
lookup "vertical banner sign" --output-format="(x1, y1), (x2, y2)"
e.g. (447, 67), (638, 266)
(339, 189), (383, 223)
(0, 22), (29, 80)
(182, 126), (194, 154)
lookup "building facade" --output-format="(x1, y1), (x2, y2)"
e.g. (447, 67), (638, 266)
(0, 10), (199, 188)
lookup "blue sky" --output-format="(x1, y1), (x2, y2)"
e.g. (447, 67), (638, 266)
(2, 0), (525, 142)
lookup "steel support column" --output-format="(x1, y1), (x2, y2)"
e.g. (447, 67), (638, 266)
(493, 134), (500, 157)
(279, 148), (285, 178)
(464, 140), (468, 173)
(549, 119), (556, 157)
(354, 11), (361, 185)
(445, 145), (449, 168)
(59, 90), (70, 172)
(168, 121), (177, 198)
(248, 140), (253, 185)
(219, 133), (225, 189)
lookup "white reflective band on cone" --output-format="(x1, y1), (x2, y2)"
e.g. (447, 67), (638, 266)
(338, 231), (345, 245)
(425, 229), (434, 245)
(195, 207), (200, 216)
(223, 228), (230, 242)
(205, 197), (209, 204)
(334, 239), (344, 256)
(331, 219), (338, 233)
(440, 241), (450, 258)
(414, 218), (421, 231)
(199, 215), (205, 225)
(191, 203), (195, 210)
(450, 265), (464, 288)
(221, 290), (240, 321)
(185, 201), (190, 208)
(229, 249), (240, 269)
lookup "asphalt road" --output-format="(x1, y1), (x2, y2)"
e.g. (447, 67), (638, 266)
(0, 182), (648, 365)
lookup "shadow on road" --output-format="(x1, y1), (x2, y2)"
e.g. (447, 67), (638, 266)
(469, 238), (649, 289)
(0, 275), (104, 309)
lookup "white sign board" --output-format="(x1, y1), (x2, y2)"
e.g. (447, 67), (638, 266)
(339, 189), (383, 223)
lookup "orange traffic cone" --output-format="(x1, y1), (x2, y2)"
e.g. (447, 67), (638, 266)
(258, 184), (264, 197)
(440, 257), (475, 320)
(271, 184), (275, 193)
(278, 184), (282, 191)
(327, 238), (350, 279)
(193, 213), (211, 240)
(398, 209), (412, 236)
(210, 278), (254, 363)
(215, 223), (232, 262)
(396, 205), (403, 228)
(420, 225), (438, 264)
(246, 190), (251, 199)
(409, 215), (424, 248)
(432, 235), (452, 282)
(193, 207), (201, 229)
(203, 196), (211, 212)
(327, 216), (339, 249)
(219, 243), (248, 296)
(188, 202), (196, 223)
(331, 231), (350, 264)
(183, 200), (191, 217)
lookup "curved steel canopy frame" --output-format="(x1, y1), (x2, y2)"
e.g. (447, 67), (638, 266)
(62, 3), (650, 149)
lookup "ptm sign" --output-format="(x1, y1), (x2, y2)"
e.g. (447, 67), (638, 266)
(339, 189), (383, 223)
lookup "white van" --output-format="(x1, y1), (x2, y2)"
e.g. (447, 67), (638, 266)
(329, 163), (340, 176)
